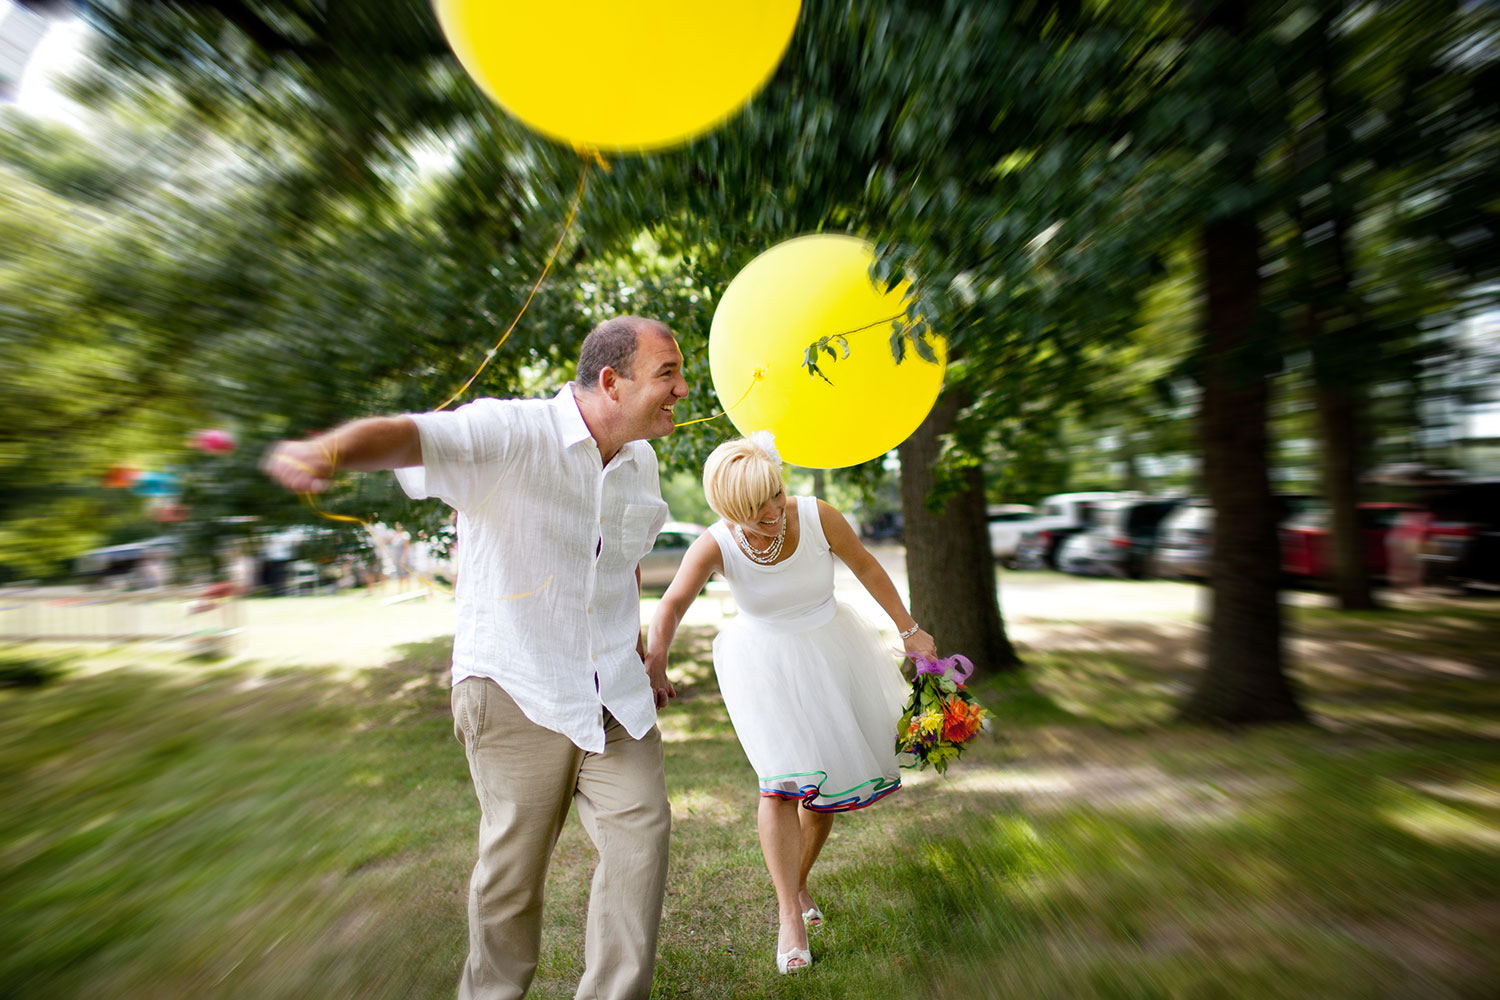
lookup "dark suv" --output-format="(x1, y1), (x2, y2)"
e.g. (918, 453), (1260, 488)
(1081, 498), (1184, 579)
(1421, 480), (1500, 592)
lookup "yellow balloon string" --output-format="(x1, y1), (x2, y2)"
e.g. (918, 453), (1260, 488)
(295, 439), (447, 592)
(268, 152), (598, 605)
(433, 158), (593, 412)
(673, 367), (766, 427)
(576, 144), (611, 173)
(285, 155), (597, 602)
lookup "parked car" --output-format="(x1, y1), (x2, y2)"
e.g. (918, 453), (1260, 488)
(1055, 531), (1100, 576)
(75, 536), (178, 585)
(1080, 497), (1184, 579)
(1011, 492), (1122, 570)
(1154, 495), (1320, 582)
(1420, 480), (1500, 592)
(1279, 502), (1421, 583)
(1153, 500), (1212, 580)
(860, 511), (904, 542)
(985, 504), (1036, 562)
(638, 522), (707, 590)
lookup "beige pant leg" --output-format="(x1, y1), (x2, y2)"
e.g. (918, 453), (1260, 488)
(453, 678), (581, 1000)
(572, 714), (672, 1000)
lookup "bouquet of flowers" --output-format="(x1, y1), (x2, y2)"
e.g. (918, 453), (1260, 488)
(895, 652), (987, 773)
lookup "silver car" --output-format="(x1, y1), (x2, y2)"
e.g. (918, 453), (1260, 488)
(1154, 501), (1212, 580)
(638, 522), (708, 590)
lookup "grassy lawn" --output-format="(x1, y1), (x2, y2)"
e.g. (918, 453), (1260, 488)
(2, 595), (1498, 998)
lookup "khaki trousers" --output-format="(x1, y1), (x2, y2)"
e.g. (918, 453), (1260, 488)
(451, 677), (670, 1000)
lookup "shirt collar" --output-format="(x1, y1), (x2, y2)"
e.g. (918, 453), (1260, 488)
(554, 383), (640, 466)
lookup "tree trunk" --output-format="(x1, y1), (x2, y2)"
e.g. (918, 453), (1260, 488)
(1312, 348), (1378, 609)
(1305, 0), (1379, 611)
(1181, 212), (1307, 724)
(898, 391), (1020, 672)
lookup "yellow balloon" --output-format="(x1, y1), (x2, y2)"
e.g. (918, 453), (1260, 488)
(709, 235), (947, 469)
(434, 1), (802, 152)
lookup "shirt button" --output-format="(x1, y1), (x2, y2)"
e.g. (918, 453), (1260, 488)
(587, 607), (593, 614)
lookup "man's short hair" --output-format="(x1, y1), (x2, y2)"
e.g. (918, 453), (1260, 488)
(577, 316), (671, 391)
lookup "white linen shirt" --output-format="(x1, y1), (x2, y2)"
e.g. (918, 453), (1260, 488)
(395, 384), (669, 752)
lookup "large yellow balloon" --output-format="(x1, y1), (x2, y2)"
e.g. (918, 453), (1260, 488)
(434, 1), (802, 152)
(709, 235), (947, 469)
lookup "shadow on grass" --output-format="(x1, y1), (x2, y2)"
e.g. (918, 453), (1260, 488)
(0, 652), (68, 689)
(1009, 596), (1500, 739)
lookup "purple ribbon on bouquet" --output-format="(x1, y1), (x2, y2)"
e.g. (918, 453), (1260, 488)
(907, 652), (974, 684)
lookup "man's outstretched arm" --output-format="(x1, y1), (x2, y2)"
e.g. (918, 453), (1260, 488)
(262, 416), (422, 493)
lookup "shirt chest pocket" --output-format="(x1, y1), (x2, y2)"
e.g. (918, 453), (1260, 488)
(616, 502), (665, 564)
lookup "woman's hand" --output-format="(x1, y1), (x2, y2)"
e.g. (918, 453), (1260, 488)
(644, 651), (676, 710)
(902, 628), (937, 661)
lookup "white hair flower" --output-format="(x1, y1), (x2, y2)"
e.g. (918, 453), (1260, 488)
(749, 430), (782, 469)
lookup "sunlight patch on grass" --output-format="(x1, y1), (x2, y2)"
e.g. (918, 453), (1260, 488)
(1381, 797), (1500, 851)
(1019, 650), (1178, 727)
(941, 763), (1268, 828)
(670, 789), (742, 826)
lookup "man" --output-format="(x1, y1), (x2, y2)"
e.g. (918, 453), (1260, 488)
(263, 316), (688, 1000)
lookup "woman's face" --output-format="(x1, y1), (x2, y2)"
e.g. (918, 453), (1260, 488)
(737, 486), (787, 540)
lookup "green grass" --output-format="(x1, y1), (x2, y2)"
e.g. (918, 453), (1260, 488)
(2, 595), (1498, 998)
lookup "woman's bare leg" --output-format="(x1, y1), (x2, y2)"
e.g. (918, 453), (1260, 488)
(796, 808), (835, 918)
(756, 796), (809, 965)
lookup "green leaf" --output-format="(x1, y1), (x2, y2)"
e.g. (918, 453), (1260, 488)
(889, 325), (907, 364)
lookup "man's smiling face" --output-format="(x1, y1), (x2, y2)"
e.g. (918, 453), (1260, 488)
(616, 329), (688, 441)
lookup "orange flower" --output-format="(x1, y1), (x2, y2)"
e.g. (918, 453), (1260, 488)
(941, 696), (985, 744)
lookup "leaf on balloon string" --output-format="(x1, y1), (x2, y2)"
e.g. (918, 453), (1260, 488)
(889, 323), (907, 364)
(911, 331), (938, 365)
(800, 344), (834, 385)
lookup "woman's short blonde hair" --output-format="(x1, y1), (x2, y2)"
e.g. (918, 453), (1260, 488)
(702, 438), (784, 525)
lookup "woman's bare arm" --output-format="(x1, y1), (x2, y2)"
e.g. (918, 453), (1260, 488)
(644, 530), (724, 705)
(819, 500), (936, 658)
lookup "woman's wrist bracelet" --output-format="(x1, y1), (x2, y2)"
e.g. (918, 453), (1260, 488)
(899, 623), (921, 640)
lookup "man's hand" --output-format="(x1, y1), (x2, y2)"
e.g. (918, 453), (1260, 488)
(262, 439), (336, 493)
(644, 652), (676, 711)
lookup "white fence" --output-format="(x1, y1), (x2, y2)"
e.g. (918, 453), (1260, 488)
(0, 585), (239, 652)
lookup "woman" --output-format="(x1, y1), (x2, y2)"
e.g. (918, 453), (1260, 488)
(646, 433), (936, 974)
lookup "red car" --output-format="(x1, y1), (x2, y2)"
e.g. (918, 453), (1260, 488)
(1279, 503), (1424, 582)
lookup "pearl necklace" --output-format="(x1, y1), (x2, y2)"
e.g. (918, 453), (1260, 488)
(734, 515), (786, 565)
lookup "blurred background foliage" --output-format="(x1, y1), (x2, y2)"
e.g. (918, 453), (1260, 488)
(1, 0), (1496, 718)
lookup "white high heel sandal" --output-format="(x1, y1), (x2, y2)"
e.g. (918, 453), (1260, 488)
(776, 944), (812, 974)
(776, 921), (812, 974)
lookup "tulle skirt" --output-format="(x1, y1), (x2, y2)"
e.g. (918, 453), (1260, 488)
(712, 602), (909, 811)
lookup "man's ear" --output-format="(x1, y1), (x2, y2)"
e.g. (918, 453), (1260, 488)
(598, 365), (620, 400)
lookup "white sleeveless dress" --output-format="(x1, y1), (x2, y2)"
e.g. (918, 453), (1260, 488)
(708, 496), (909, 811)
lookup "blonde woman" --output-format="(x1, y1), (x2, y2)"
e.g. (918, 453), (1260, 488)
(646, 433), (935, 974)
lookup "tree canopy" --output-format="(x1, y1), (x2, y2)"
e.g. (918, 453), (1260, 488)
(5, 0), (1496, 720)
